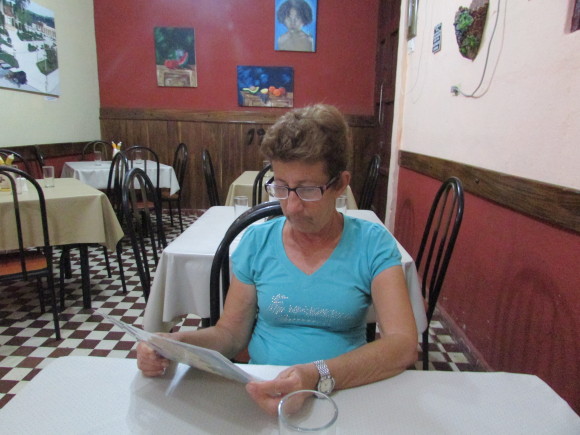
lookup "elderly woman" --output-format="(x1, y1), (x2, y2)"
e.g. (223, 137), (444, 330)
(137, 104), (417, 415)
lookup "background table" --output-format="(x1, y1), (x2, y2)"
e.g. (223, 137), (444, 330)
(225, 170), (358, 209)
(143, 206), (427, 333)
(0, 178), (124, 308)
(61, 160), (181, 195)
(0, 356), (577, 434)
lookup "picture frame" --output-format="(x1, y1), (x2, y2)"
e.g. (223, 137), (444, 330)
(274, 0), (317, 52)
(154, 27), (197, 87)
(237, 66), (294, 108)
(0, 1), (59, 97)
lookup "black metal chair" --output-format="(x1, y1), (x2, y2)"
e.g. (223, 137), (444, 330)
(416, 176), (464, 370)
(32, 146), (45, 178)
(252, 163), (272, 206)
(125, 146), (161, 202)
(0, 148), (33, 174)
(209, 201), (283, 326)
(0, 167), (60, 339)
(121, 168), (167, 301)
(161, 143), (188, 232)
(81, 140), (109, 161)
(202, 149), (220, 206)
(358, 154), (381, 210)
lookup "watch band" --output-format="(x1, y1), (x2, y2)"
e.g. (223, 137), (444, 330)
(313, 360), (335, 394)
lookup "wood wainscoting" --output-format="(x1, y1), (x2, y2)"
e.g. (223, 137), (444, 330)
(399, 151), (580, 234)
(100, 108), (377, 212)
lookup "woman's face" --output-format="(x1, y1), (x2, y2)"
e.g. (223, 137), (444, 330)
(271, 159), (343, 234)
(284, 8), (304, 31)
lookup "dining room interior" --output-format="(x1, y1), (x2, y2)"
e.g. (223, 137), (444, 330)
(0, 0), (579, 424)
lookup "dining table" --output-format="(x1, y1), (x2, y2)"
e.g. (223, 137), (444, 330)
(0, 356), (577, 434)
(224, 170), (359, 209)
(0, 178), (124, 309)
(143, 206), (427, 333)
(61, 160), (181, 195)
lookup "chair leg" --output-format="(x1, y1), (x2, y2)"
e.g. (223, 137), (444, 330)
(168, 202), (174, 226)
(59, 253), (66, 311)
(422, 329), (429, 370)
(116, 241), (127, 293)
(177, 200), (183, 232)
(36, 278), (46, 314)
(46, 275), (61, 340)
(103, 246), (112, 278)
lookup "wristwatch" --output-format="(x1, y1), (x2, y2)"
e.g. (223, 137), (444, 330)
(313, 360), (335, 394)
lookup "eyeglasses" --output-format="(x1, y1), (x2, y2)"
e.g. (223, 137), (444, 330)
(265, 175), (339, 201)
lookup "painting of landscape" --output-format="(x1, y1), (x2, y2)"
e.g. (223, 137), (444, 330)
(0, 1), (59, 96)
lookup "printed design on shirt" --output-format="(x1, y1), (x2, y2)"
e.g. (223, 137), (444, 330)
(268, 293), (355, 325)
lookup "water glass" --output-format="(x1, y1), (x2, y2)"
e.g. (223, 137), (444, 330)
(94, 150), (102, 165)
(278, 390), (338, 434)
(335, 194), (347, 214)
(133, 149), (143, 164)
(43, 166), (55, 188)
(234, 195), (249, 216)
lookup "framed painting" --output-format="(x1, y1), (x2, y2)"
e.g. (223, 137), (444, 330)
(275, 0), (317, 52)
(154, 27), (197, 87)
(237, 66), (294, 108)
(0, 1), (59, 97)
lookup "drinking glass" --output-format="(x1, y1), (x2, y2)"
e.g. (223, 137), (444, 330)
(278, 390), (338, 435)
(43, 166), (55, 188)
(134, 149), (143, 165)
(234, 195), (249, 216)
(94, 150), (102, 165)
(335, 194), (347, 214)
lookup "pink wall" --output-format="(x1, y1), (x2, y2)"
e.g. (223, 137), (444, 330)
(93, 0), (378, 115)
(395, 168), (580, 413)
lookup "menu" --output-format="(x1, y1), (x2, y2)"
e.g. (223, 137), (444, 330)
(96, 311), (260, 384)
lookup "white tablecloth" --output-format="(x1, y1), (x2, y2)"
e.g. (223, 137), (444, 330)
(61, 160), (180, 195)
(0, 356), (577, 434)
(225, 170), (358, 209)
(143, 206), (427, 333)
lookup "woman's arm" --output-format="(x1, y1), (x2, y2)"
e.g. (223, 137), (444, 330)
(137, 276), (257, 376)
(246, 265), (418, 414)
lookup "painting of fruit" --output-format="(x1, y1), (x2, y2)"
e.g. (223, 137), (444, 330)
(237, 66), (294, 108)
(154, 27), (197, 87)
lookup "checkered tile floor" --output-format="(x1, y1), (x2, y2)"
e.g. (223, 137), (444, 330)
(0, 211), (482, 409)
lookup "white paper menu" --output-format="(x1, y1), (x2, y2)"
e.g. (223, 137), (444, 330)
(96, 311), (261, 384)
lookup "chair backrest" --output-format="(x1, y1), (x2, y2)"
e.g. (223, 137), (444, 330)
(416, 176), (464, 323)
(172, 143), (189, 196)
(209, 201), (284, 325)
(252, 163), (272, 206)
(358, 154), (381, 210)
(121, 167), (167, 300)
(0, 149), (33, 175)
(202, 149), (220, 206)
(81, 140), (109, 161)
(106, 151), (130, 221)
(0, 166), (52, 279)
(124, 145), (161, 191)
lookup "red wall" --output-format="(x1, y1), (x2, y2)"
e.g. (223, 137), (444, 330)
(93, 0), (379, 115)
(395, 168), (580, 413)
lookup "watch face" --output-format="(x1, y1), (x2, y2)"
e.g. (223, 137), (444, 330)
(318, 377), (335, 394)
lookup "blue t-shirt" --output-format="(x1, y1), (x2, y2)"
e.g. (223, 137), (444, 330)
(232, 215), (402, 365)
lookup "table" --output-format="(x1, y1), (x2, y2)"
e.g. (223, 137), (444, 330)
(0, 178), (124, 308)
(225, 170), (358, 209)
(143, 206), (427, 333)
(0, 356), (577, 434)
(61, 160), (181, 195)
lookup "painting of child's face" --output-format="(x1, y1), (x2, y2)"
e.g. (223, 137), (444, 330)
(284, 8), (305, 31)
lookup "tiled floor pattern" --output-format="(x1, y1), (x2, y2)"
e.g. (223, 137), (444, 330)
(0, 212), (482, 409)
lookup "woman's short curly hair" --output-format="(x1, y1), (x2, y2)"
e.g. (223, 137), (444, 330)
(277, 0), (313, 26)
(260, 104), (350, 178)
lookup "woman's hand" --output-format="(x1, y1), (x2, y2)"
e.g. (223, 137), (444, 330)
(136, 334), (171, 377)
(245, 364), (319, 415)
